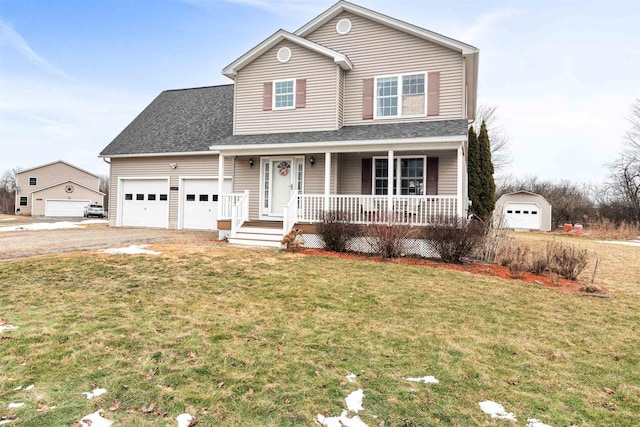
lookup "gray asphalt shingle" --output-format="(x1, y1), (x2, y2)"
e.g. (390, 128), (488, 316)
(100, 84), (467, 156)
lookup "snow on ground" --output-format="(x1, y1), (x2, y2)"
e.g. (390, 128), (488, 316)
(79, 410), (113, 427)
(0, 420), (18, 425)
(0, 325), (18, 333)
(345, 389), (364, 413)
(479, 401), (517, 421)
(0, 218), (16, 221)
(0, 219), (108, 232)
(176, 413), (196, 427)
(406, 376), (439, 384)
(527, 419), (554, 427)
(598, 240), (640, 247)
(98, 245), (161, 255)
(7, 403), (24, 409)
(82, 388), (107, 399)
(346, 373), (357, 382)
(12, 385), (33, 391)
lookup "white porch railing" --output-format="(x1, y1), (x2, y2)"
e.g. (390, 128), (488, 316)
(230, 191), (249, 237)
(297, 194), (458, 225)
(282, 193), (299, 235)
(221, 193), (245, 219)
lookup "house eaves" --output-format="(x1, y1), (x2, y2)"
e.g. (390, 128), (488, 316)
(295, 0), (479, 119)
(222, 29), (353, 79)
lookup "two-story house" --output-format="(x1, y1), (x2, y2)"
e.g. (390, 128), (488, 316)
(99, 1), (479, 247)
(14, 160), (104, 217)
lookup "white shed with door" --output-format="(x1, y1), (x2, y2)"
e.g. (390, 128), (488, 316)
(494, 191), (552, 232)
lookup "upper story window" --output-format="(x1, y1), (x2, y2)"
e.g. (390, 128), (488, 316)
(375, 73), (425, 118)
(19, 196), (28, 206)
(273, 79), (295, 110)
(29, 177), (37, 186)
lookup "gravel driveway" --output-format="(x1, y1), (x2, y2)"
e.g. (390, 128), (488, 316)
(0, 224), (219, 260)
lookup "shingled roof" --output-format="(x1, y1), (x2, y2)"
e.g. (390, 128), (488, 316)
(100, 84), (467, 157)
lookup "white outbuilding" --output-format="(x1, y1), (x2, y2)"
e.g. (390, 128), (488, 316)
(494, 191), (552, 231)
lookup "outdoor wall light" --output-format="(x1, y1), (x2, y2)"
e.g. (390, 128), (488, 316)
(249, 158), (255, 168)
(169, 163), (177, 169)
(309, 156), (315, 167)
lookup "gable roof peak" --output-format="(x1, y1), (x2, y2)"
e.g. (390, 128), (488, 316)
(222, 29), (353, 80)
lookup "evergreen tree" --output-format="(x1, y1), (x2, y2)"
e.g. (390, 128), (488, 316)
(467, 126), (481, 218)
(476, 121), (496, 219)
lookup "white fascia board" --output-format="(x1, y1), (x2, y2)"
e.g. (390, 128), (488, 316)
(222, 30), (352, 79)
(17, 159), (101, 179)
(99, 151), (217, 159)
(210, 135), (465, 156)
(295, 1), (478, 55)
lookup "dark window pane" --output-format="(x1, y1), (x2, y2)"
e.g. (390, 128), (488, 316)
(186, 194), (195, 202)
(159, 194), (168, 201)
(507, 210), (512, 213)
(532, 211), (538, 215)
(125, 194), (133, 200)
(212, 195), (218, 202)
(148, 194), (156, 201)
(136, 194), (144, 201)
(20, 197), (28, 206)
(199, 194), (208, 202)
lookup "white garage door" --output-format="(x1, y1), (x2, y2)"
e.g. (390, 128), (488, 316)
(45, 199), (90, 217)
(504, 203), (541, 230)
(121, 179), (169, 228)
(182, 178), (232, 230)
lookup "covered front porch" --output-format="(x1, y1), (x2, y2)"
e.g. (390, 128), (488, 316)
(213, 141), (468, 246)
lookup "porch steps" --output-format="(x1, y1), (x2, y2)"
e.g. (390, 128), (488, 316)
(228, 223), (284, 248)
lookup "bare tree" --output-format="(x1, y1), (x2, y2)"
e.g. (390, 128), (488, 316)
(474, 104), (512, 173)
(0, 167), (21, 214)
(98, 174), (110, 212)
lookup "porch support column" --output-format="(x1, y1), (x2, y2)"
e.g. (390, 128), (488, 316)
(217, 153), (225, 220)
(387, 149), (394, 216)
(457, 146), (463, 218)
(324, 152), (331, 211)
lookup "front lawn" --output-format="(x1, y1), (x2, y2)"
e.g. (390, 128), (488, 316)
(0, 235), (638, 426)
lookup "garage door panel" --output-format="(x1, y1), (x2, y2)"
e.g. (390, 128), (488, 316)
(121, 180), (168, 228)
(504, 203), (540, 230)
(182, 179), (232, 230)
(45, 200), (90, 217)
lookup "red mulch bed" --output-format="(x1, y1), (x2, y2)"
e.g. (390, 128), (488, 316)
(300, 248), (610, 297)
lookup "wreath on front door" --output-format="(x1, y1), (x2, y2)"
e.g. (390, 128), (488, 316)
(277, 161), (290, 177)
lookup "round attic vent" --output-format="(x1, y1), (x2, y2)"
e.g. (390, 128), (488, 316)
(336, 18), (352, 35)
(277, 47), (292, 63)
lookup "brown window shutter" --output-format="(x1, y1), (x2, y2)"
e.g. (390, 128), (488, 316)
(427, 72), (440, 116)
(295, 79), (306, 108)
(263, 82), (273, 111)
(426, 157), (439, 195)
(361, 158), (372, 194)
(362, 78), (374, 120)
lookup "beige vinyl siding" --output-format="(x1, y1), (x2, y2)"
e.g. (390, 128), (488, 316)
(30, 185), (102, 216)
(234, 41), (340, 134)
(15, 161), (101, 215)
(339, 150), (459, 195)
(337, 69), (345, 128)
(109, 155), (232, 228)
(232, 156), (262, 220)
(307, 12), (464, 125)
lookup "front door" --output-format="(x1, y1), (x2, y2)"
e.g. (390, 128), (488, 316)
(260, 157), (303, 218)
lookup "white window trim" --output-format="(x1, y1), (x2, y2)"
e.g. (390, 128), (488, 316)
(272, 78), (296, 111)
(373, 72), (428, 120)
(29, 177), (37, 186)
(19, 196), (28, 206)
(372, 155), (427, 195)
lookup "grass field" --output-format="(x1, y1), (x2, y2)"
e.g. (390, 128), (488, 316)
(0, 233), (638, 426)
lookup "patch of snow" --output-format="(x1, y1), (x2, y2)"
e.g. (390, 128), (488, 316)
(0, 325), (18, 333)
(25, 385), (34, 391)
(13, 386), (22, 391)
(82, 388), (107, 399)
(527, 419), (554, 427)
(479, 401), (517, 421)
(176, 413), (195, 427)
(346, 373), (357, 382)
(0, 221), (84, 232)
(339, 411), (369, 427)
(345, 389), (364, 413)
(7, 403), (24, 409)
(80, 219), (108, 225)
(318, 414), (342, 427)
(597, 240), (640, 247)
(98, 245), (161, 255)
(406, 376), (439, 384)
(0, 218), (16, 221)
(79, 410), (113, 427)
(0, 420), (18, 425)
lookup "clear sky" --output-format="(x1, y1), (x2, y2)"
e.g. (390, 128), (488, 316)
(1, 0), (639, 183)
